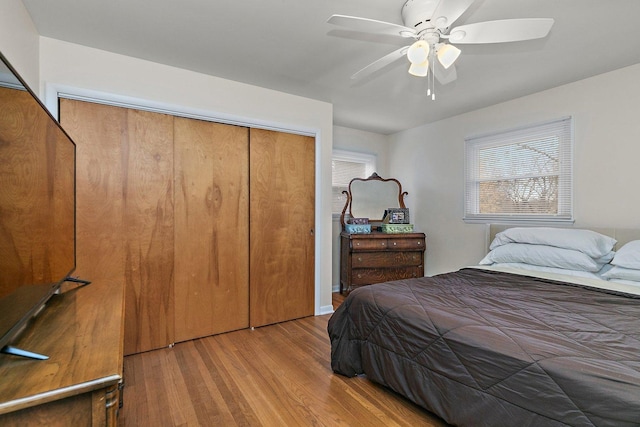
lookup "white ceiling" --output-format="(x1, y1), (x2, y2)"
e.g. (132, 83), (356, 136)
(21, 0), (640, 134)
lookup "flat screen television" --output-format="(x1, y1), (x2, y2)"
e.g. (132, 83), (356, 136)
(0, 51), (81, 360)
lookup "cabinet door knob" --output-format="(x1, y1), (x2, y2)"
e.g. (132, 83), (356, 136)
(381, 242), (386, 246)
(357, 257), (362, 262)
(357, 274), (362, 278)
(393, 242), (397, 246)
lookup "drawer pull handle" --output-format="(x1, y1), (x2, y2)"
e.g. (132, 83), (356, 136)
(356, 242), (360, 246)
(418, 241), (422, 245)
(357, 274), (362, 279)
(357, 257), (362, 262)
(393, 242), (397, 246)
(381, 242), (386, 246)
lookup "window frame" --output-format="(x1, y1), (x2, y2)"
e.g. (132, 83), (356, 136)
(463, 117), (574, 224)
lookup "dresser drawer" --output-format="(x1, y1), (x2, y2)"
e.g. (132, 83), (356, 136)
(340, 231), (427, 294)
(387, 238), (425, 250)
(351, 239), (389, 251)
(352, 251), (423, 268)
(352, 267), (422, 285)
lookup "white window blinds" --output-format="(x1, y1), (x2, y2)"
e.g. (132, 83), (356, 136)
(464, 117), (573, 223)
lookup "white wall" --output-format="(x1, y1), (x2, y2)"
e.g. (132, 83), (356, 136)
(0, 0), (39, 90)
(36, 37), (335, 315)
(390, 63), (640, 276)
(331, 126), (391, 290)
(333, 125), (391, 177)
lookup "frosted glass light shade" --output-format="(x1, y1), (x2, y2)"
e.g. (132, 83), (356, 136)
(408, 60), (429, 77)
(437, 44), (461, 69)
(407, 40), (429, 64)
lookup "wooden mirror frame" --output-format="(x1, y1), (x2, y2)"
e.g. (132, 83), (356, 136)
(340, 173), (407, 229)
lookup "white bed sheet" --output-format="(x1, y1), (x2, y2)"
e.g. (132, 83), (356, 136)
(472, 264), (640, 297)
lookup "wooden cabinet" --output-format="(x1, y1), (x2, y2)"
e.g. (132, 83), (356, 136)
(340, 231), (426, 293)
(0, 280), (125, 426)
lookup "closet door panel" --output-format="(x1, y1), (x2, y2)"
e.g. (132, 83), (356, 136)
(122, 108), (175, 354)
(249, 129), (315, 327)
(60, 100), (125, 285)
(60, 100), (175, 355)
(174, 118), (249, 342)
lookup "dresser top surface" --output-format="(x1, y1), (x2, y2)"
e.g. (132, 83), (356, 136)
(0, 280), (125, 414)
(340, 231), (425, 239)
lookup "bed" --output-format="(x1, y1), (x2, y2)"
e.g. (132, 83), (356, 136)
(328, 226), (640, 426)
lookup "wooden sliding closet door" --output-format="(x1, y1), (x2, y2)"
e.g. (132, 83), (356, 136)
(60, 99), (175, 355)
(62, 99), (316, 351)
(249, 129), (315, 327)
(174, 118), (250, 342)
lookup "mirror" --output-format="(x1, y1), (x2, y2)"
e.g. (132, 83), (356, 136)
(340, 173), (407, 228)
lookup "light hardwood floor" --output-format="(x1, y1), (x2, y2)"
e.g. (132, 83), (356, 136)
(119, 293), (448, 426)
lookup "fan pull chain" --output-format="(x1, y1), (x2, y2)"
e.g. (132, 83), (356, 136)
(426, 71), (435, 100)
(431, 66), (436, 100)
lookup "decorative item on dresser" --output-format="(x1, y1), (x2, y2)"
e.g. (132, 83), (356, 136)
(339, 173), (426, 294)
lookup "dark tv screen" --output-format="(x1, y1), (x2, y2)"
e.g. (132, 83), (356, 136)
(0, 51), (76, 359)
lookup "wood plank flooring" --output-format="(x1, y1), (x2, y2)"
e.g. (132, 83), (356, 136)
(119, 293), (447, 426)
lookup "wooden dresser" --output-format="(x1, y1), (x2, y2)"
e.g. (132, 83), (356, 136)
(0, 280), (125, 426)
(340, 231), (426, 293)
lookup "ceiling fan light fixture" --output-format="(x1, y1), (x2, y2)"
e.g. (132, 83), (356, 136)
(407, 40), (429, 64)
(408, 60), (429, 77)
(436, 43), (461, 69)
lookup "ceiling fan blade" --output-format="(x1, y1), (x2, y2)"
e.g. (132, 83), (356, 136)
(433, 63), (457, 85)
(327, 14), (417, 38)
(350, 46), (408, 80)
(432, 0), (476, 29)
(448, 18), (554, 44)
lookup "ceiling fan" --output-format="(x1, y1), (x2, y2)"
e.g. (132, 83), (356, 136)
(327, 0), (554, 99)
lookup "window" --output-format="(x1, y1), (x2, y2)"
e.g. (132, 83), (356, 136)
(464, 117), (573, 223)
(332, 150), (376, 215)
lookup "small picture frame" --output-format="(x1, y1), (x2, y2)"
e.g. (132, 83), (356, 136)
(383, 208), (410, 224)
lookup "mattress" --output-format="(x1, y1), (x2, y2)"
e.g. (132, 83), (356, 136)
(328, 268), (640, 426)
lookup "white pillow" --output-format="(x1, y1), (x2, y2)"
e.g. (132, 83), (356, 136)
(480, 243), (605, 272)
(610, 240), (640, 270)
(601, 265), (640, 282)
(490, 227), (616, 259)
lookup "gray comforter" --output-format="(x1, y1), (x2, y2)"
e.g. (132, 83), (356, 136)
(328, 268), (640, 426)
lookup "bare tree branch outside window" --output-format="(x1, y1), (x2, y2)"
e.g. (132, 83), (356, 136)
(478, 139), (559, 215)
